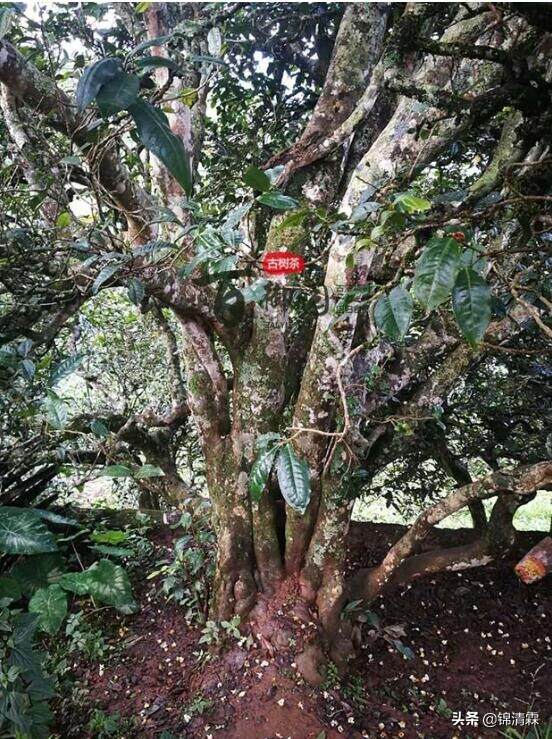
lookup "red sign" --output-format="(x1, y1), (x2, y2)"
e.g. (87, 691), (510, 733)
(262, 251), (305, 276)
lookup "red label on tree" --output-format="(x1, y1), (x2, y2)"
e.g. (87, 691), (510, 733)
(262, 251), (305, 276)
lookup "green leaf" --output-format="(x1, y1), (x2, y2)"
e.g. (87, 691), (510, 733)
(58, 571), (89, 595)
(134, 464), (165, 479)
(43, 389), (68, 429)
(21, 358), (35, 378)
(100, 465), (133, 478)
(412, 237), (461, 309)
(127, 34), (172, 60)
(50, 353), (84, 386)
(243, 165), (271, 192)
(0, 508), (57, 555)
(394, 192), (432, 213)
(277, 210), (308, 230)
(10, 554), (64, 596)
(249, 445), (279, 502)
(90, 529), (127, 545)
(134, 56), (179, 72)
(0, 576), (22, 602)
(28, 585), (67, 635)
(374, 286), (413, 341)
(35, 509), (79, 527)
(222, 203), (252, 230)
(96, 72), (140, 116)
(81, 559), (137, 611)
(89, 544), (133, 558)
(275, 444), (310, 513)
(256, 191), (299, 210)
(127, 277), (145, 305)
(241, 278), (268, 304)
(452, 267), (491, 346)
(129, 99), (192, 195)
(135, 1), (151, 12)
(56, 211), (71, 229)
(0, 7), (14, 38)
(90, 418), (109, 438)
(75, 57), (121, 111)
(92, 263), (120, 293)
(60, 154), (81, 166)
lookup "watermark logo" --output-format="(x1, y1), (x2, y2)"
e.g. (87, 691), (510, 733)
(451, 711), (539, 728)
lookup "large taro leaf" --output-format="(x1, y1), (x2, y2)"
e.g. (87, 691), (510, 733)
(10, 553), (65, 596)
(63, 559), (137, 613)
(0, 508), (57, 555)
(28, 585), (67, 635)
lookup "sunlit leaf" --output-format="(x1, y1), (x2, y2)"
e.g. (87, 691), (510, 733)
(29, 585), (67, 634)
(100, 465), (133, 478)
(0, 508), (57, 555)
(257, 191), (299, 210)
(134, 464), (165, 479)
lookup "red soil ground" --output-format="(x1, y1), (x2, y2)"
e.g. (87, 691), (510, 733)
(54, 523), (551, 739)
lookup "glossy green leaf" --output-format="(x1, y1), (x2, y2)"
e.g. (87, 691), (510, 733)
(75, 57), (121, 111)
(10, 554), (64, 596)
(35, 509), (79, 527)
(394, 192), (431, 213)
(0, 576), (22, 602)
(127, 277), (145, 305)
(275, 444), (310, 514)
(243, 165), (271, 192)
(249, 445), (279, 502)
(134, 55), (179, 72)
(90, 418), (109, 438)
(412, 237), (461, 309)
(92, 263), (120, 294)
(50, 353), (84, 386)
(56, 211), (71, 228)
(81, 559), (137, 611)
(374, 286), (413, 341)
(127, 34), (172, 60)
(96, 72), (140, 116)
(58, 571), (89, 595)
(0, 508), (57, 555)
(29, 585), (67, 635)
(134, 464), (165, 479)
(43, 389), (68, 429)
(452, 267), (491, 346)
(100, 464), (133, 478)
(90, 529), (127, 545)
(256, 191), (299, 210)
(129, 99), (192, 195)
(89, 544), (133, 558)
